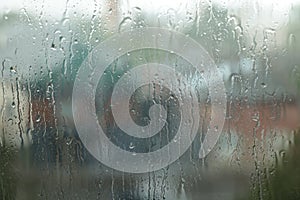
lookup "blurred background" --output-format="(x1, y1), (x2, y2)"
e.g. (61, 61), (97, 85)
(0, 0), (300, 199)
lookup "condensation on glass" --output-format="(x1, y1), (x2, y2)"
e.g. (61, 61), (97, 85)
(0, 0), (300, 199)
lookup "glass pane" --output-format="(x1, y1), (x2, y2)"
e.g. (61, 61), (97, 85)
(1, 0), (300, 199)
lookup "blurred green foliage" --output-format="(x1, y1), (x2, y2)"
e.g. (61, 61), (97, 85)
(0, 145), (17, 200)
(247, 130), (300, 200)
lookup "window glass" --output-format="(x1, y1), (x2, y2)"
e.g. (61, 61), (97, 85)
(1, 0), (300, 199)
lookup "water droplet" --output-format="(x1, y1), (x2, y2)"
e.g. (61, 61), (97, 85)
(36, 115), (41, 123)
(10, 66), (17, 73)
(261, 82), (267, 88)
(214, 125), (219, 131)
(279, 150), (286, 158)
(129, 142), (135, 150)
(134, 7), (141, 11)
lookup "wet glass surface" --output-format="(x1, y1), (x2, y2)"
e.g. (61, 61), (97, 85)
(1, 0), (300, 199)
